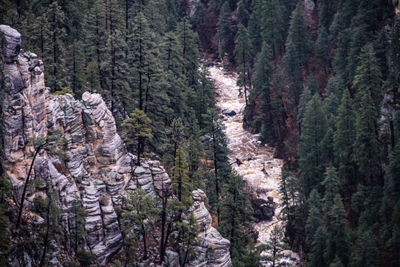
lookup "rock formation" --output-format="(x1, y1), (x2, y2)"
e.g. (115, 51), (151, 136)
(189, 189), (232, 267)
(0, 25), (231, 266)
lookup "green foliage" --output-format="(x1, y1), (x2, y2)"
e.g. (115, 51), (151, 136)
(299, 95), (328, 197)
(53, 86), (75, 97)
(334, 89), (357, 192)
(122, 109), (153, 164)
(263, 225), (289, 266)
(122, 189), (160, 261)
(235, 24), (251, 104)
(283, 6), (311, 104)
(217, 2), (234, 59)
(171, 146), (193, 206)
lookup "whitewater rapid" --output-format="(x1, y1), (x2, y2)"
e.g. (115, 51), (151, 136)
(208, 64), (299, 265)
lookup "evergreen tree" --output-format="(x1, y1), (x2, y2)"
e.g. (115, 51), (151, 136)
(122, 189), (159, 260)
(235, 23), (251, 105)
(334, 89), (358, 193)
(305, 189), (323, 249)
(309, 226), (327, 267)
(353, 45), (383, 108)
(236, 0), (249, 27)
(250, 43), (274, 142)
(316, 25), (330, 69)
(219, 173), (254, 259)
(259, 0), (285, 57)
(284, 6), (311, 105)
(217, 1), (234, 59)
(299, 95), (328, 197)
(354, 88), (381, 186)
(171, 146), (192, 206)
(43, 1), (68, 92)
(349, 230), (379, 267)
(264, 225), (288, 267)
(121, 109), (153, 165)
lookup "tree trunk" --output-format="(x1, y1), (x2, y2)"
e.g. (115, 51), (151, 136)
(16, 143), (45, 229)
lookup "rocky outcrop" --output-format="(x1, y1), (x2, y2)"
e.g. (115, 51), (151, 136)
(0, 25), (231, 266)
(188, 189), (232, 267)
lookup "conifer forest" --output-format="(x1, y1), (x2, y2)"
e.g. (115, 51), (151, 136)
(0, 0), (400, 266)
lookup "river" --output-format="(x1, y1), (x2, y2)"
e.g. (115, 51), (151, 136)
(208, 64), (299, 265)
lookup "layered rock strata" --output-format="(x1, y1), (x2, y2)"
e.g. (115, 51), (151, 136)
(0, 25), (231, 266)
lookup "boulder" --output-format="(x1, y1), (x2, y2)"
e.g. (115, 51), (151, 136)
(0, 25), (21, 63)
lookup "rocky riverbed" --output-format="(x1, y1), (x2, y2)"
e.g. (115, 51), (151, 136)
(208, 64), (300, 265)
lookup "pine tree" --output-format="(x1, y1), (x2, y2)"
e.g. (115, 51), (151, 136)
(284, 6), (311, 104)
(324, 194), (350, 265)
(258, 0), (286, 57)
(219, 173), (254, 259)
(264, 225), (288, 267)
(299, 95), (328, 197)
(85, 60), (101, 93)
(171, 146), (192, 206)
(298, 76), (317, 133)
(309, 226), (327, 267)
(389, 15), (400, 104)
(250, 43), (274, 142)
(235, 24), (251, 105)
(102, 28), (130, 117)
(353, 45), (383, 108)
(354, 88), (381, 186)
(217, 1), (233, 59)
(334, 89), (358, 192)
(236, 0), (249, 27)
(43, 1), (68, 92)
(121, 109), (153, 165)
(122, 189), (159, 260)
(316, 25), (330, 69)
(349, 230), (379, 267)
(305, 189), (323, 249)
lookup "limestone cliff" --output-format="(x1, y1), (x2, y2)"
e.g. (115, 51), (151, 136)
(0, 25), (231, 266)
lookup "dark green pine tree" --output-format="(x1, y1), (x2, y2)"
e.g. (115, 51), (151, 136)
(334, 89), (358, 193)
(284, 6), (312, 105)
(247, 0), (263, 53)
(102, 29), (130, 118)
(84, 0), (107, 68)
(177, 18), (199, 88)
(259, 0), (285, 57)
(322, 169), (350, 265)
(317, 0), (335, 29)
(305, 189), (323, 249)
(387, 200), (400, 267)
(236, 0), (249, 27)
(43, 1), (68, 92)
(250, 43), (274, 143)
(235, 24), (251, 105)
(217, 1), (234, 59)
(69, 40), (85, 97)
(298, 76), (318, 133)
(354, 88), (381, 186)
(219, 173), (254, 260)
(309, 226), (327, 267)
(389, 14), (400, 104)
(316, 25), (331, 70)
(128, 12), (160, 112)
(349, 230), (379, 267)
(353, 45), (383, 108)
(299, 95), (328, 197)
(381, 140), (400, 248)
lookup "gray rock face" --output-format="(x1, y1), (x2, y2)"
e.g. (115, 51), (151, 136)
(0, 26), (172, 264)
(0, 25), (21, 63)
(0, 25), (231, 266)
(188, 189), (232, 267)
